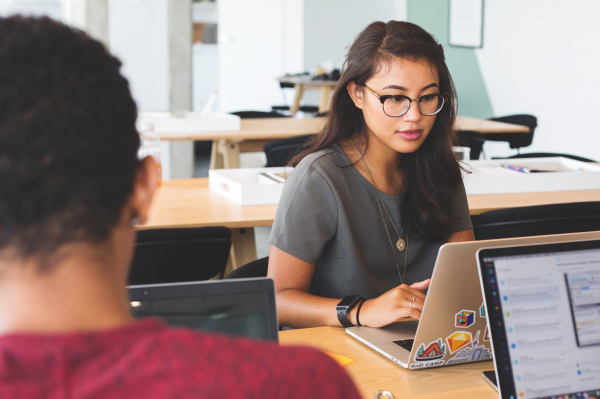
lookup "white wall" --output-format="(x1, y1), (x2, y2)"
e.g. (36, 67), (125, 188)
(218, 0), (286, 113)
(0, 0), (63, 19)
(108, 0), (169, 112)
(192, 43), (218, 111)
(303, 0), (407, 72)
(476, 0), (600, 161)
(301, 0), (406, 105)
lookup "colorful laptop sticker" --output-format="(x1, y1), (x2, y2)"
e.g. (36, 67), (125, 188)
(411, 339), (446, 369)
(446, 331), (492, 365)
(480, 303), (486, 318)
(483, 325), (490, 341)
(446, 331), (473, 354)
(455, 309), (475, 328)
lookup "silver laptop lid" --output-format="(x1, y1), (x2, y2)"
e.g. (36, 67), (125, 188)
(347, 231), (600, 369)
(412, 231), (600, 369)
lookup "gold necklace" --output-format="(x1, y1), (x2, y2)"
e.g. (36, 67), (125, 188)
(360, 156), (400, 180)
(353, 138), (409, 285)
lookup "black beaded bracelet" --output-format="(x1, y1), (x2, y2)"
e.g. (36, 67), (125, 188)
(356, 299), (366, 326)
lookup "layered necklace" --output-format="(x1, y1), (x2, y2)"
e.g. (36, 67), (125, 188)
(352, 138), (408, 285)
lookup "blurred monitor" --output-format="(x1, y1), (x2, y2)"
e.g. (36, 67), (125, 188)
(128, 278), (278, 342)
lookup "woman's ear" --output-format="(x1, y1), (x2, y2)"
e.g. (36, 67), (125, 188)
(130, 156), (159, 225)
(346, 81), (365, 109)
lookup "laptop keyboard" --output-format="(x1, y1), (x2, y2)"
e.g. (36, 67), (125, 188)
(392, 339), (414, 351)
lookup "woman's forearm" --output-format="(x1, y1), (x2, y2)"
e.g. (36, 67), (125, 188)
(276, 289), (347, 328)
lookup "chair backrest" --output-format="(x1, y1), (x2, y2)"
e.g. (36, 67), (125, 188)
(230, 111), (289, 119)
(129, 227), (232, 285)
(504, 152), (597, 163)
(264, 134), (314, 167)
(456, 130), (486, 160)
(471, 202), (600, 240)
(225, 256), (269, 279)
(487, 114), (537, 149)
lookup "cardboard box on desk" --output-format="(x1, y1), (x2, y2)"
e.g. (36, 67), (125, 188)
(463, 157), (600, 195)
(209, 167), (292, 205)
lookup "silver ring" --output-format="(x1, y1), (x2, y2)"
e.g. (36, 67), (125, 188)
(411, 296), (415, 302)
(409, 301), (413, 307)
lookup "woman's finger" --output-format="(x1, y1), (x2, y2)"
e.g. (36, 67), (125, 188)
(398, 284), (427, 300)
(392, 306), (423, 321)
(410, 279), (431, 291)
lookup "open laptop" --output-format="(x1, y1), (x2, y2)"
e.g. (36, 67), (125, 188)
(478, 239), (600, 399)
(346, 231), (600, 370)
(128, 278), (279, 342)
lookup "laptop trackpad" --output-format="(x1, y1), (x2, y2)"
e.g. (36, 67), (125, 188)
(350, 319), (418, 344)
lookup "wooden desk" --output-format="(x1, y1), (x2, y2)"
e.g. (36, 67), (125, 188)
(155, 116), (529, 170)
(280, 326), (497, 399)
(278, 76), (338, 114)
(142, 178), (600, 266)
(141, 178), (276, 269)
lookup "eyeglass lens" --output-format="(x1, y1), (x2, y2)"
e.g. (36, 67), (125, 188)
(383, 95), (444, 117)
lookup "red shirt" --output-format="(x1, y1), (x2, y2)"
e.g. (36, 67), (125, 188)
(0, 318), (362, 399)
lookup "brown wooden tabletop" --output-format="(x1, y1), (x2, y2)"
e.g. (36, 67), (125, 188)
(279, 326), (498, 399)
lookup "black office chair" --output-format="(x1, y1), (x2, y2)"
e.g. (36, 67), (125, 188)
(264, 134), (314, 167)
(501, 152), (597, 163)
(471, 202), (600, 241)
(225, 256), (269, 279)
(484, 114), (537, 153)
(128, 227), (232, 285)
(456, 130), (486, 160)
(230, 110), (289, 119)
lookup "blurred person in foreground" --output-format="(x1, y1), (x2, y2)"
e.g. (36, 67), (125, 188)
(0, 16), (361, 399)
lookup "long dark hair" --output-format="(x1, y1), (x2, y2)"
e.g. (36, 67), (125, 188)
(290, 21), (463, 240)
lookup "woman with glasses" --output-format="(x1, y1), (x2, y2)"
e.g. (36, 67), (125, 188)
(267, 21), (474, 328)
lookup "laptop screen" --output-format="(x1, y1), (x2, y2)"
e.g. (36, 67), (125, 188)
(479, 241), (600, 399)
(128, 278), (278, 342)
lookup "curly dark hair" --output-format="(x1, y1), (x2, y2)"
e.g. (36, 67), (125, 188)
(0, 16), (140, 262)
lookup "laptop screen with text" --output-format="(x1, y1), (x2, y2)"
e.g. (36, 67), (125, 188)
(480, 241), (600, 399)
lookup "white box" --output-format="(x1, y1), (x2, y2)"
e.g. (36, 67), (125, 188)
(463, 157), (600, 195)
(138, 111), (240, 134)
(209, 167), (292, 205)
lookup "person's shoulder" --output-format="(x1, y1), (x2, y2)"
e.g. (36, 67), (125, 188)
(152, 326), (361, 398)
(298, 146), (338, 167)
(294, 144), (348, 181)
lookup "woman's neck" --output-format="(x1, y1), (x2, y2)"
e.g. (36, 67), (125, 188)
(341, 134), (404, 196)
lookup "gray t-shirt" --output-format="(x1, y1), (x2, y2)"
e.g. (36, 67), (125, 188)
(268, 144), (472, 300)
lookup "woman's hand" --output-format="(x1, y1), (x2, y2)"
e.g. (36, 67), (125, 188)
(351, 279), (431, 328)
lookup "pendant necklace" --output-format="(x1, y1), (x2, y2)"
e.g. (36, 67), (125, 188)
(352, 137), (408, 284)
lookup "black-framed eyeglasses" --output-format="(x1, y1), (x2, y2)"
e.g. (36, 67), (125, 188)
(364, 85), (448, 117)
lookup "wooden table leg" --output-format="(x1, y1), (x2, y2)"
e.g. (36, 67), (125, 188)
(228, 228), (257, 272)
(210, 139), (224, 169)
(210, 139), (241, 169)
(290, 83), (304, 115)
(222, 140), (241, 169)
(319, 86), (333, 113)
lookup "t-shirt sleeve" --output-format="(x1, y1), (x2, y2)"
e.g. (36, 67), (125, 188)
(449, 180), (473, 233)
(268, 161), (337, 264)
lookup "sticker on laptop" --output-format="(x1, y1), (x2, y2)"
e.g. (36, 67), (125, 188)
(455, 309), (476, 328)
(446, 331), (473, 354)
(446, 331), (492, 365)
(410, 339), (446, 368)
(480, 303), (486, 318)
(484, 325), (490, 341)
